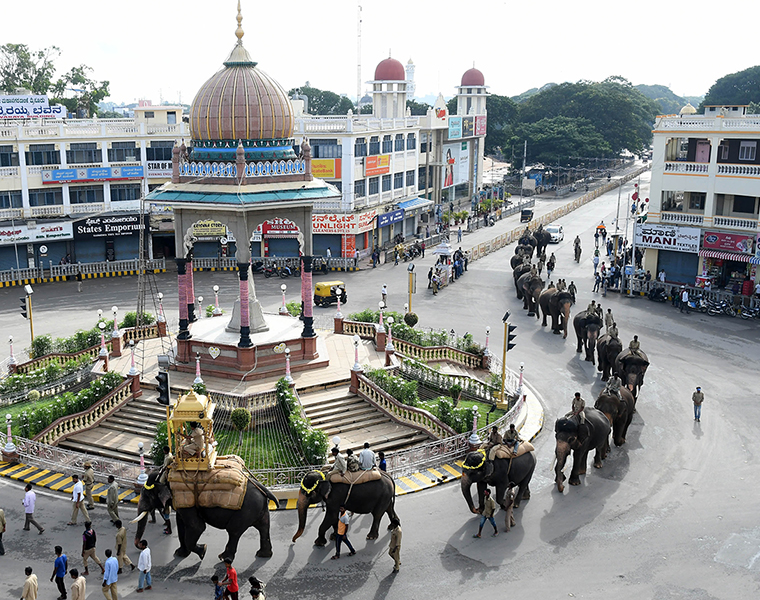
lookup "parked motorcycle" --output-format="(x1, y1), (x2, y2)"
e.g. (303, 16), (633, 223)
(263, 264), (278, 278)
(707, 299), (736, 317)
(740, 305), (760, 320)
(648, 286), (667, 302)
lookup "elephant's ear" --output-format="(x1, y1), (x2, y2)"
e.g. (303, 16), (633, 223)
(158, 483), (172, 508)
(484, 461), (495, 479)
(319, 480), (332, 499)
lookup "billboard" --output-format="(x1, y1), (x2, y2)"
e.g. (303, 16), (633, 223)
(634, 223), (700, 254)
(475, 115), (487, 136)
(43, 166), (144, 184)
(192, 220), (227, 239)
(75, 215), (145, 239)
(0, 222), (73, 246)
(448, 117), (462, 140)
(312, 213), (356, 235)
(378, 209), (404, 228)
(312, 158), (341, 179)
(0, 95), (66, 119)
(364, 155), (390, 177)
(702, 230), (755, 254)
(442, 141), (470, 189)
(461, 116), (474, 138)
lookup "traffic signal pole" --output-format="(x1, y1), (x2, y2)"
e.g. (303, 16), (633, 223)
(27, 295), (34, 341)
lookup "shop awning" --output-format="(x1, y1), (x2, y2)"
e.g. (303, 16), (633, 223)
(397, 197), (434, 211)
(699, 249), (760, 264)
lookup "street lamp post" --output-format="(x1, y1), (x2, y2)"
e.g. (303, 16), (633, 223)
(128, 339), (138, 376)
(197, 296), (204, 317)
(518, 362), (525, 399)
(194, 353), (204, 385)
(378, 301), (385, 332)
(484, 326), (491, 356)
(386, 317), (395, 351)
(404, 303), (408, 315)
(4, 414), (16, 454)
(157, 293), (166, 322)
(8, 335), (16, 368)
(335, 293), (343, 320)
(111, 306), (119, 337)
(279, 284), (288, 315)
(212, 286), (221, 316)
(284, 347), (294, 384)
(352, 334), (361, 371)
(137, 442), (147, 486)
(98, 322), (107, 357)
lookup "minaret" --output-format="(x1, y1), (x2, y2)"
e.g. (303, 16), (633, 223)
(405, 59), (416, 98)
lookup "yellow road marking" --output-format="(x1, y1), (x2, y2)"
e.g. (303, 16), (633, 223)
(10, 466), (38, 480)
(441, 464), (462, 478)
(398, 476), (422, 491)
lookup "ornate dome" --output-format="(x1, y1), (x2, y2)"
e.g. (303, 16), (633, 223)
(374, 57), (405, 81)
(679, 103), (697, 116)
(189, 4), (294, 145)
(461, 67), (485, 87)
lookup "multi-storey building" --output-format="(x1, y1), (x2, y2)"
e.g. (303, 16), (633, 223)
(643, 105), (760, 288)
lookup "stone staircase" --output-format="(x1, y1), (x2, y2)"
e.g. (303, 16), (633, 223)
(299, 385), (432, 455)
(56, 393), (165, 465)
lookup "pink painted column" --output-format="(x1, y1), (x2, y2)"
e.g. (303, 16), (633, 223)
(176, 258), (190, 340)
(187, 259), (197, 323)
(301, 256), (315, 338)
(238, 262), (252, 347)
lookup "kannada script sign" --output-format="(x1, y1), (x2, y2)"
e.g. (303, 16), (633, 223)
(634, 223), (700, 254)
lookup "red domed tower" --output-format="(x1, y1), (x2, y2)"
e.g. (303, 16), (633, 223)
(368, 55), (408, 119)
(456, 65), (488, 116)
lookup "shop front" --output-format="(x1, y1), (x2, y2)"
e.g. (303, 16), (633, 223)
(190, 219), (236, 259)
(311, 209), (377, 257)
(635, 222), (700, 284)
(397, 197), (434, 239)
(73, 214), (145, 263)
(252, 218), (303, 257)
(377, 209), (404, 246)
(0, 221), (74, 270)
(699, 230), (758, 291)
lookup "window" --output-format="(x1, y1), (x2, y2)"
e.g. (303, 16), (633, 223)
(394, 172), (403, 189)
(333, 181), (342, 192)
(733, 195), (756, 214)
(368, 176), (379, 195)
(688, 192), (705, 210)
(67, 142), (99, 164)
(144, 111), (155, 118)
(420, 133), (430, 153)
(354, 179), (366, 197)
(26, 143), (60, 166)
(0, 190), (22, 208)
(108, 142), (140, 163)
(355, 137), (367, 157)
(146, 141), (174, 161)
(406, 133), (416, 150)
(0, 145), (19, 167)
(719, 144), (729, 160)
(111, 183), (141, 202)
(406, 170), (415, 187)
(382, 174), (391, 192)
(69, 185), (104, 204)
(369, 136), (380, 155)
(312, 139), (340, 159)
(382, 135), (393, 154)
(167, 112), (177, 125)
(28, 188), (63, 206)
(395, 134), (404, 152)
(418, 165), (427, 190)
(739, 141), (756, 161)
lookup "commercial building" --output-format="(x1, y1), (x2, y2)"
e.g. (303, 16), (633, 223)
(643, 104), (760, 288)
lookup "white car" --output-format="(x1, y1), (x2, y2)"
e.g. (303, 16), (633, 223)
(546, 224), (564, 243)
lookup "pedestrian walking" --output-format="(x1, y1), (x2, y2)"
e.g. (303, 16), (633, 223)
(381, 284), (387, 304)
(23, 566), (38, 600)
(594, 231), (600, 247)
(136, 540), (152, 592)
(22, 483), (45, 534)
(68, 474), (90, 526)
(473, 489), (498, 537)
(546, 263), (553, 281)
(568, 281), (577, 301)
(605, 309), (614, 332)
(378, 451), (387, 472)
(69, 569), (86, 600)
(332, 506), (356, 559)
(106, 476), (120, 523)
(427, 267), (433, 289)
(593, 272), (601, 293)
(212, 575), (224, 600)
(76, 268), (82, 293)
(680, 287), (690, 313)
(81, 521), (104, 576)
(0, 506), (5, 555)
(325, 246), (332, 268)
(51, 546), (68, 600)
(114, 521), (134, 574)
(388, 523), (402, 573)
(102, 549), (119, 600)
(658, 269), (666, 283)
(457, 227), (462, 242)
(221, 558), (239, 600)
(82, 462), (96, 510)
(393, 249), (399, 266)
(692, 386), (704, 422)
(420, 240), (425, 257)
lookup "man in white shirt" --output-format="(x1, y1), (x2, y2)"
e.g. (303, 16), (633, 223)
(137, 539), (152, 592)
(23, 484), (44, 534)
(68, 474), (90, 526)
(358, 442), (376, 471)
(658, 270), (666, 283)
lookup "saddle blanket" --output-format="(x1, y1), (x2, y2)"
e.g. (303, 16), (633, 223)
(482, 441), (535, 461)
(329, 468), (383, 485)
(168, 455), (248, 510)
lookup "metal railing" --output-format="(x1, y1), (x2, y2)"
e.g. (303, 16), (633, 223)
(396, 356), (498, 404)
(0, 266), (43, 283)
(0, 366), (92, 407)
(633, 279), (760, 309)
(49, 258), (166, 277)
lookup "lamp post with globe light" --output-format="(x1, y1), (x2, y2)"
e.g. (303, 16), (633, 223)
(157, 293), (166, 322)
(213, 286), (221, 315)
(111, 306), (119, 337)
(279, 284), (288, 315)
(285, 347), (294, 383)
(197, 296), (204, 317)
(378, 301), (385, 332)
(386, 317), (395, 351)
(352, 334), (361, 371)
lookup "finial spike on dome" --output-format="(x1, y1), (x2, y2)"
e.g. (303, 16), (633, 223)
(389, 49), (391, 58)
(235, 0), (244, 43)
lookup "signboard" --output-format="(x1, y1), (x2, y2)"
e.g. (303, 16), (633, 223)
(702, 230), (755, 254)
(259, 218), (300, 238)
(442, 141), (469, 189)
(0, 95), (66, 119)
(147, 161), (173, 178)
(312, 214), (356, 235)
(0, 222), (73, 246)
(377, 209), (404, 228)
(447, 116), (462, 140)
(475, 115), (487, 136)
(43, 166), (144, 184)
(634, 223), (700, 254)
(461, 116), (474, 138)
(74, 215), (145, 239)
(364, 155), (390, 177)
(192, 220), (227, 239)
(357, 209), (377, 233)
(312, 158), (341, 179)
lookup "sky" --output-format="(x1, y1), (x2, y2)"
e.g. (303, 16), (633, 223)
(2, 0), (759, 106)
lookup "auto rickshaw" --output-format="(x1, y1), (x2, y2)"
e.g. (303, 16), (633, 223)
(314, 281), (347, 307)
(520, 208), (534, 222)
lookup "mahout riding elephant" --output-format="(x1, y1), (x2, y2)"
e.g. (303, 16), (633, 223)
(596, 333), (623, 381)
(513, 262), (532, 289)
(132, 470), (278, 562)
(615, 349), (649, 399)
(574, 310), (603, 363)
(510, 252), (531, 269)
(516, 273), (544, 317)
(292, 470), (399, 547)
(539, 288), (574, 338)
(518, 231), (537, 252)
(514, 243), (535, 258)
(594, 387), (636, 447)
(554, 407), (611, 492)
(461, 448), (536, 523)
(533, 227), (552, 257)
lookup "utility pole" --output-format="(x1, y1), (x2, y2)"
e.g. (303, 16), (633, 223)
(519, 140), (527, 205)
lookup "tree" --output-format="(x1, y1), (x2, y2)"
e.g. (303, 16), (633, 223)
(509, 116), (612, 166)
(701, 65), (760, 110)
(406, 99), (430, 115)
(288, 85), (354, 115)
(231, 408), (251, 446)
(0, 44), (59, 94)
(635, 84), (688, 115)
(446, 97), (457, 115)
(50, 65), (110, 118)
(483, 94), (518, 155)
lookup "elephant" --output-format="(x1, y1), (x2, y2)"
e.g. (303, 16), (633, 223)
(132, 471), (278, 562)
(292, 470), (399, 547)
(597, 334), (623, 381)
(518, 231), (537, 251)
(574, 310), (603, 363)
(460, 449), (536, 522)
(539, 288), (574, 338)
(510, 252), (531, 270)
(513, 262), (532, 289)
(533, 227), (552, 256)
(615, 349), (650, 399)
(514, 243), (534, 259)
(594, 387), (636, 448)
(554, 407), (611, 492)
(517, 273), (544, 317)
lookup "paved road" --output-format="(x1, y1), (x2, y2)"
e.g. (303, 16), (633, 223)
(1, 168), (759, 598)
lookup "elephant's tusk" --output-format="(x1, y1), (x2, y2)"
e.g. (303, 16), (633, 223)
(130, 511), (149, 524)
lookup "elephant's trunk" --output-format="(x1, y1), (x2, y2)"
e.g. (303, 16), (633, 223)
(562, 303), (571, 338)
(133, 510), (148, 548)
(460, 473), (478, 514)
(292, 492), (309, 543)
(555, 441), (571, 493)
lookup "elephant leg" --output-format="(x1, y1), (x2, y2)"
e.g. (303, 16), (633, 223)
(367, 508), (384, 540)
(174, 512), (190, 557)
(476, 481), (487, 513)
(594, 445), (605, 468)
(253, 509), (273, 558)
(178, 510), (207, 560)
(513, 481), (529, 509)
(316, 508), (338, 547)
(219, 529), (245, 563)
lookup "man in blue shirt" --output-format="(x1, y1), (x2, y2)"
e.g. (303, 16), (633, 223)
(50, 545), (68, 600)
(102, 549), (119, 600)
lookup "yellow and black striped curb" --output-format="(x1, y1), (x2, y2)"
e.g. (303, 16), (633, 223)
(192, 266), (237, 272)
(0, 270), (167, 287)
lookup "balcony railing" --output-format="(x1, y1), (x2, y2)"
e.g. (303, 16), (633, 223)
(717, 163), (760, 178)
(0, 207), (23, 219)
(713, 216), (758, 231)
(664, 161), (708, 174)
(661, 212), (704, 225)
(0, 166), (20, 177)
(0, 119), (189, 140)
(30, 205), (65, 217)
(178, 159), (306, 179)
(70, 203), (105, 214)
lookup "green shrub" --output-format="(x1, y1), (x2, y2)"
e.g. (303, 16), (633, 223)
(348, 308), (404, 325)
(30, 335), (53, 359)
(119, 311), (155, 329)
(286, 301), (302, 317)
(192, 382), (207, 396)
(403, 312), (419, 328)
(26, 390), (40, 402)
(150, 421), (169, 465)
(276, 378), (328, 465)
(449, 384), (463, 407)
(205, 304), (224, 318)
(231, 408), (252, 446)
(365, 368), (419, 407)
